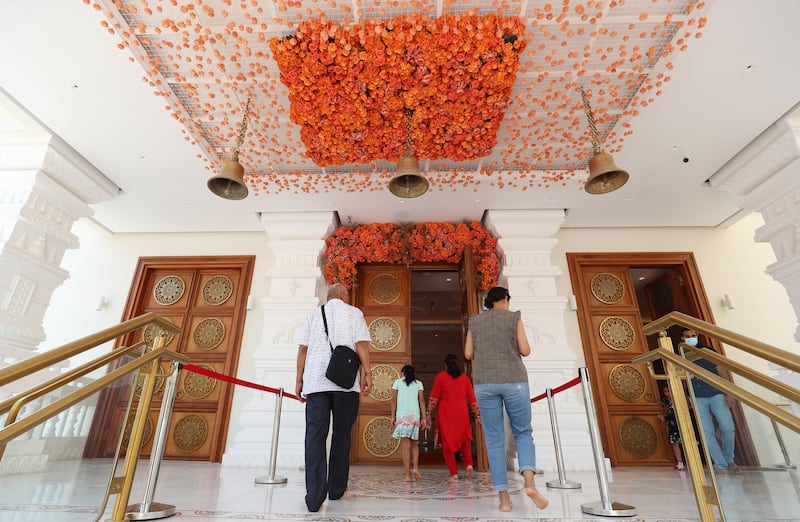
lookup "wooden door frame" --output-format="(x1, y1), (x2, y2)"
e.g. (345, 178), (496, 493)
(85, 255), (254, 462)
(567, 252), (758, 467)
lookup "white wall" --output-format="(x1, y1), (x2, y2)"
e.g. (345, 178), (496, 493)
(41, 212), (799, 467)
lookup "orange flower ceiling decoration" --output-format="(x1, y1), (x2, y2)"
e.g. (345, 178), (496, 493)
(324, 221), (499, 290)
(270, 14), (527, 166)
(89, 1), (710, 195)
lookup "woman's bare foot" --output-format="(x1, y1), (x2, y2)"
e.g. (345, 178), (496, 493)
(404, 474), (412, 482)
(465, 465), (474, 478)
(523, 470), (549, 509)
(413, 469), (422, 480)
(499, 491), (512, 512)
(449, 474), (459, 481)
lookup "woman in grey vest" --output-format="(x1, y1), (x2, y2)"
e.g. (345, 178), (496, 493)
(464, 286), (548, 512)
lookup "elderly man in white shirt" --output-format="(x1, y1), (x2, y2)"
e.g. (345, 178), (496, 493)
(295, 283), (372, 512)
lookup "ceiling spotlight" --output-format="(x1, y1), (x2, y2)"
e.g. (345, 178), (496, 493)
(208, 98), (251, 200)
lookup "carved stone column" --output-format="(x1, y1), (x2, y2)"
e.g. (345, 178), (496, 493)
(708, 110), (800, 416)
(0, 136), (117, 354)
(0, 131), (117, 474)
(484, 209), (594, 471)
(222, 211), (337, 468)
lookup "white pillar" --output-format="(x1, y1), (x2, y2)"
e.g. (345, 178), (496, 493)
(484, 209), (593, 471)
(222, 211), (337, 468)
(0, 127), (117, 474)
(708, 108), (800, 417)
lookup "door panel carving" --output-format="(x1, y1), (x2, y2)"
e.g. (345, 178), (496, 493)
(86, 256), (254, 462)
(567, 252), (759, 468)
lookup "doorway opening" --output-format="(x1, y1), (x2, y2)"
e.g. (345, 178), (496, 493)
(410, 268), (463, 466)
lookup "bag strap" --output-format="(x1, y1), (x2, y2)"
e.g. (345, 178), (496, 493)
(320, 304), (334, 353)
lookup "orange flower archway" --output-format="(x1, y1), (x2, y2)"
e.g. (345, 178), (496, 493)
(323, 221), (499, 290)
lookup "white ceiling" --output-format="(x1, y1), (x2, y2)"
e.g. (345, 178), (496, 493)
(1, 0), (799, 234)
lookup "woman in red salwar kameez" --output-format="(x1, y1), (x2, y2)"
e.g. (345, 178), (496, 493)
(426, 354), (480, 479)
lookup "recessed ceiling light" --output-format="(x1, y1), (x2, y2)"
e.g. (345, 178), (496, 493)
(71, 84), (79, 89)
(638, 276), (646, 281)
(744, 65), (753, 71)
(473, 199), (480, 203)
(139, 155), (147, 160)
(445, 277), (452, 282)
(399, 199), (405, 204)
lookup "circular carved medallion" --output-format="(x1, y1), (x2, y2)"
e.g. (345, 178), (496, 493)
(369, 274), (401, 305)
(202, 275), (233, 306)
(363, 416), (400, 458)
(173, 414), (208, 453)
(590, 273), (625, 304)
(368, 317), (401, 351)
(609, 364), (646, 402)
(619, 416), (658, 458)
(369, 364), (400, 402)
(183, 363), (217, 400)
(153, 275), (185, 306)
(193, 318), (225, 350)
(143, 324), (176, 348)
(121, 414), (154, 450)
(599, 316), (635, 351)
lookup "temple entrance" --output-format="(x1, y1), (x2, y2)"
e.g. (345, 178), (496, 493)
(350, 261), (485, 468)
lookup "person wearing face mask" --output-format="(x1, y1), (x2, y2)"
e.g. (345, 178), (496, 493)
(680, 328), (740, 473)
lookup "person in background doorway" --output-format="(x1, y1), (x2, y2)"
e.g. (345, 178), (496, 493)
(465, 286), (548, 512)
(680, 328), (740, 473)
(426, 354), (479, 480)
(391, 364), (427, 482)
(295, 283), (372, 512)
(658, 385), (685, 470)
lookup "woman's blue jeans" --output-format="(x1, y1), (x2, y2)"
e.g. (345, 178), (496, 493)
(474, 381), (536, 491)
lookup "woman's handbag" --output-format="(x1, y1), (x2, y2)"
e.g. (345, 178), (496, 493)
(321, 305), (361, 388)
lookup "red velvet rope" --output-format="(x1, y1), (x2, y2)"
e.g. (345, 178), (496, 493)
(530, 376), (581, 403)
(181, 363), (304, 402)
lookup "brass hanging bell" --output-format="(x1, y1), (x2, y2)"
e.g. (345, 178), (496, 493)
(389, 155), (428, 198)
(584, 152), (629, 194)
(208, 158), (249, 200)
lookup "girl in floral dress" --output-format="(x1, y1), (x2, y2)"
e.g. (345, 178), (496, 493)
(391, 365), (427, 481)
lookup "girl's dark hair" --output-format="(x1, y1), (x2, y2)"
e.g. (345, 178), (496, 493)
(401, 364), (416, 385)
(444, 354), (462, 378)
(484, 286), (510, 309)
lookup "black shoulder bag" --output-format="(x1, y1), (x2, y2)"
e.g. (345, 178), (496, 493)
(321, 304), (361, 388)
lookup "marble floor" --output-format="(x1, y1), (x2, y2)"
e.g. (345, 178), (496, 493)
(1, 459), (799, 522)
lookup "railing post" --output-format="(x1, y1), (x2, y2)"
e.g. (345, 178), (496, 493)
(770, 417), (796, 469)
(578, 367), (636, 517)
(255, 387), (288, 485)
(126, 361), (181, 520)
(544, 387), (581, 489)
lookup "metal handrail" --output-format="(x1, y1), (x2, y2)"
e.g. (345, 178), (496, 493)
(634, 312), (800, 522)
(0, 314), (186, 522)
(641, 311), (800, 372)
(0, 341), (147, 417)
(633, 347), (799, 434)
(0, 312), (180, 386)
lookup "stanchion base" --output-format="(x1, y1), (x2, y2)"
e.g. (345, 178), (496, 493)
(125, 502), (177, 520)
(581, 500), (636, 517)
(255, 475), (288, 485)
(546, 479), (582, 489)
(774, 464), (797, 469)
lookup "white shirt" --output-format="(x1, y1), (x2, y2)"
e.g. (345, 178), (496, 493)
(296, 298), (371, 394)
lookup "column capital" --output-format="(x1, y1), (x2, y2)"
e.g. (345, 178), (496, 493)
(484, 209), (565, 239)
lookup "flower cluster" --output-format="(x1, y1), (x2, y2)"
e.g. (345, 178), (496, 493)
(270, 13), (526, 166)
(323, 221), (499, 290)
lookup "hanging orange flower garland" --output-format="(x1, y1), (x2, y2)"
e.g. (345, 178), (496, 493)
(323, 221), (499, 291)
(270, 13), (527, 166)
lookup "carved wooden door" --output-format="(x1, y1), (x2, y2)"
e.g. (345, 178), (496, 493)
(568, 264), (672, 466)
(85, 256), (254, 462)
(351, 265), (411, 464)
